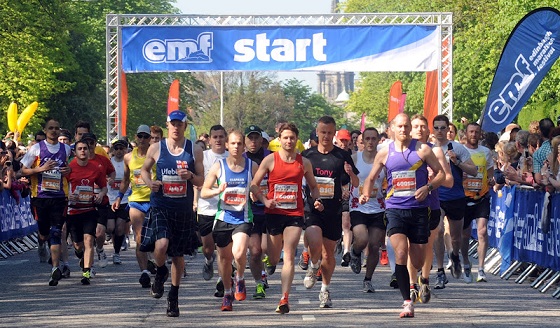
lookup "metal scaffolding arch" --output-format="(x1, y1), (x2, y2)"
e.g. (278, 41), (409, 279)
(106, 13), (452, 141)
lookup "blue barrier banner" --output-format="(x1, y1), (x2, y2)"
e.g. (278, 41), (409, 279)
(0, 190), (37, 241)
(481, 8), (560, 133)
(548, 193), (560, 271)
(122, 25), (439, 73)
(488, 187), (517, 273)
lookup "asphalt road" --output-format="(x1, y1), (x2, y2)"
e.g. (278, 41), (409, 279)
(0, 236), (558, 328)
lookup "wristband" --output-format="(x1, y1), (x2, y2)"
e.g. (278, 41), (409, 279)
(117, 192), (124, 199)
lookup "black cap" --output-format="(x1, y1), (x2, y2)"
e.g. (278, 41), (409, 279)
(244, 125), (262, 136)
(112, 138), (128, 148)
(309, 130), (318, 143)
(81, 132), (97, 141)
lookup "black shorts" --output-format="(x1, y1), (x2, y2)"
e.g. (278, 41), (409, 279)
(31, 197), (67, 237)
(96, 204), (110, 227)
(305, 206), (343, 241)
(429, 209), (442, 231)
(140, 207), (200, 257)
(385, 207), (430, 244)
(440, 198), (466, 221)
(251, 214), (266, 235)
(463, 196), (491, 230)
(108, 204), (130, 222)
(265, 214), (304, 236)
(350, 211), (386, 231)
(197, 214), (215, 237)
(212, 220), (252, 248)
(67, 210), (98, 243)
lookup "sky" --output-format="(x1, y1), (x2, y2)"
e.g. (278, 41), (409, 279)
(173, 0), (338, 90)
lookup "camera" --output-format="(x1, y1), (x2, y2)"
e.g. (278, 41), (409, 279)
(5, 161), (11, 167)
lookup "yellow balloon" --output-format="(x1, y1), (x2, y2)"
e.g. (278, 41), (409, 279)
(16, 101), (38, 133)
(7, 102), (18, 132)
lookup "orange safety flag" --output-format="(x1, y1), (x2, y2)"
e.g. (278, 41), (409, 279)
(120, 70), (128, 137)
(360, 113), (366, 132)
(423, 70), (438, 132)
(387, 81), (402, 123)
(167, 79), (180, 114)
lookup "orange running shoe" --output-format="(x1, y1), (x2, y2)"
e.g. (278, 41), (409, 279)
(234, 279), (246, 301)
(380, 249), (389, 266)
(275, 293), (290, 314)
(221, 294), (234, 311)
(316, 268), (323, 282)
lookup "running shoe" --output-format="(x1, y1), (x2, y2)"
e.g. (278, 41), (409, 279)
(147, 259), (157, 274)
(261, 273), (269, 289)
(221, 294), (234, 311)
(214, 278), (225, 298)
(276, 297), (289, 314)
(234, 279), (246, 301)
(349, 249), (362, 274)
(363, 280), (375, 293)
(304, 266), (319, 289)
(409, 284), (419, 304)
(299, 251), (310, 270)
(400, 300), (414, 318)
(151, 265), (169, 299)
(203, 254), (215, 281)
(434, 271), (447, 289)
(81, 270), (91, 285)
(262, 255), (276, 275)
(97, 249), (108, 268)
(49, 267), (62, 286)
(167, 297), (180, 317)
(112, 253), (122, 265)
(463, 266), (473, 283)
(418, 276), (431, 303)
(253, 282), (266, 299)
(449, 252), (462, 279)
(362, 256), (368, 268)
(38, 243), (49, 263)
(61, 264), (71, 278)
(121, 236), (129, 251)
(335, 239), (343, 255)
(446, 259), (453, 270)
(341, 251), (351, 267)
(319, 290), (332, 308)
(379, 249), (389, 266)
(477, 269), (488, 282)
(389, 272), (399, 289)
(139, 272), (151, 288)
(316, 268), (323, 282)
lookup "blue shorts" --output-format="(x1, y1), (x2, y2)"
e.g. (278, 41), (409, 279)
(128, 201), (151, 214)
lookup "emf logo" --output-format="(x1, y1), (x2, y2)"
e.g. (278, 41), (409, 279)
(143, 32), (213, 63)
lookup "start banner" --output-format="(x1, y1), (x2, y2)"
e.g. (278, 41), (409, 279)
(122, 25), (439, 73)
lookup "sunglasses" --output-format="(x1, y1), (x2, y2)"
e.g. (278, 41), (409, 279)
(137, 134), (150, 139)
(47, 126), (61, 130)
(433, 126), (447, 131)
(114, 146), (126, 150)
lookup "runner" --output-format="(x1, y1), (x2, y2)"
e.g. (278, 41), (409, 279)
(336, 129), (354, 267)
(200, 130), (258, 311)
(21, 118), (71, 286)
(302, 116), (359, 308)
(250, 122), (321, 313)
(360, 113), (445, 318)
(140, 110), (204, 317)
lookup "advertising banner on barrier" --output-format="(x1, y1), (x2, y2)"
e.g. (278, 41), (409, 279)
(488, 187), (516, 273)
(0, 190), (37, 242)
(122, 25), (439, 72)
(548, 193), (560, 271)
(481, 8), (560, 133)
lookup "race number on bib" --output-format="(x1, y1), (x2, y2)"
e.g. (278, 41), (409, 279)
(392, 171), (416, 197)
(358, 183), (378, 198)
(41, 170), (61, 192)
(223, 187), (247, 206)
(76, 185), (94, 204)
(133, 169), (146, 187)
(274, 183), (298, 209)
(162, 175), (187, 198)
(315, 177), (335, 199)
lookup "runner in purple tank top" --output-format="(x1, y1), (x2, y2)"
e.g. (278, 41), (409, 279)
(359, 113), (446, 318)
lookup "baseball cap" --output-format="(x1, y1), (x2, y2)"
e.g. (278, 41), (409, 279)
(112, 137), (129, 148)
(309, 130), (318, 143)
(337, 129), (351, 141)
(167, 110), (187, 122)
(244, 125), (262, 137)
(136, 124), (151, 135)
(81, 132), (97, 141)
(261, 131), (270, 141)
(59, 129), (72, 140)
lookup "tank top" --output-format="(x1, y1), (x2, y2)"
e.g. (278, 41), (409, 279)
(244, 148), (271, 216)
(108, 157), (130, 204)
(198, 149), (228, 216)
(128, 148), (153, 202)
(216, 158), (253, 224)
(265, 152), (305, 217)
(350, 152), (385, 214)
(151, 138), (195, 210)
(385, 139), (429, 209)
(31, 141), (68, 198)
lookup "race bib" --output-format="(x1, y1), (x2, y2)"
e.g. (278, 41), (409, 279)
(358, 182), (378, 198)
(274, 183), (298, 209)
(464, 171), (484, 192)
(259, 179), (269, 197)
(392, 171), (416, 197)
(76, 185), (94, 204)
(112, 179), (122, 190)
(223, 187), (247, 206)
(162, 175), (187, 198)
(133, 169), (146, 187)
(41, 170), (61, 192)
(316, 176), (335, 199)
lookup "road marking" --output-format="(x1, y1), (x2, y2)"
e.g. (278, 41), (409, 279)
(295, 285), (307, 291)
(302, 315), (316, 321)
(0, 259), (29, 266)
(298, 299), (311, 304)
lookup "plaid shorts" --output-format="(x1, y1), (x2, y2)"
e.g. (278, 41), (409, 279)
(140, 206), (201, 257)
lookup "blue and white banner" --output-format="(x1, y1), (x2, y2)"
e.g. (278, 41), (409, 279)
(0, 190), (36, 242)
(488, 187), (516, 273)
(481, 8), (560, 133)
(122, 25), (439, 73)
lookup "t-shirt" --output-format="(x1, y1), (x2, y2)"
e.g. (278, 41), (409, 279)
(436, 141), (472, 202)
(463, 145), (494, 199)
(67, 160), (107, 215)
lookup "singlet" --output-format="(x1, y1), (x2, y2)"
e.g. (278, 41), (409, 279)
(463, 145), (494, 199)
(128, 148), (154, 202)
(108, 157), (130, 204)
(67, 160), (106, 215)
(350, 151), (385, 214)
(198, 149), (228, 216)
(385, 139), (429, 209)
(151, 138), (195, 210)
(244, 148), (271, 216)
(265, 152), (305, 217)
(26, 141), (69, 198)
(215, 158), (253, 224)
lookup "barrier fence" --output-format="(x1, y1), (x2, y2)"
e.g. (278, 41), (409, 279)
(0, 189), (38, 259)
